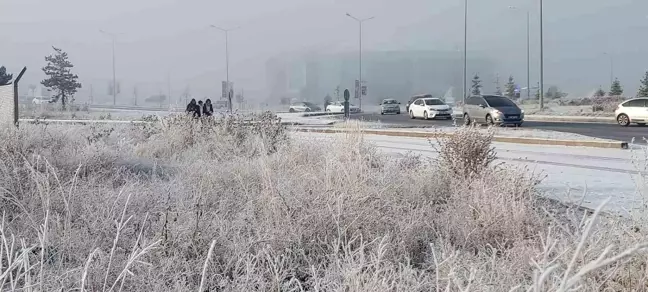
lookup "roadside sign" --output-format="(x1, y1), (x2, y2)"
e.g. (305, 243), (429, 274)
(222, 81), (227, 98)
(222, 81), (233, 99)
(361, 85), (367, 96)
(354, 80), (360, 98)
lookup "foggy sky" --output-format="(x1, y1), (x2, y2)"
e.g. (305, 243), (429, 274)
(2, 0), (648, 103)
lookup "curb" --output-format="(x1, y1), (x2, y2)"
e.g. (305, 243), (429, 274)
(523, 115), (616, 124)
(292, 127), (629, 149)
(18, 118), (336, 127)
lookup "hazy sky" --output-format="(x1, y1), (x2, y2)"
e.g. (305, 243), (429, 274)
(2, 0), (648, 102)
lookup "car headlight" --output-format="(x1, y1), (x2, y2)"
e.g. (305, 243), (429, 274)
(492, 110), (503, 116)
(521, 109), (525, 114)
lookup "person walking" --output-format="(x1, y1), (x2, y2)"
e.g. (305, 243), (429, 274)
(203, 99), (214, 117)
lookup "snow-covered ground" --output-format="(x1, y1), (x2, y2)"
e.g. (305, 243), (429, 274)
(293, 131), (646, 214)
(276, 113), (336, 125)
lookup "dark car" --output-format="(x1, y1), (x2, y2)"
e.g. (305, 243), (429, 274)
(463, 95), (524, 126)
(405, 94), (433, 113)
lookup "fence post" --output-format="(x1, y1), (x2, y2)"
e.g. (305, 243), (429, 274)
(13, 67), (27, 127)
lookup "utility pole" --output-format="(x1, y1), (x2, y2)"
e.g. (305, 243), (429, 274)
(346, 13), (374, 111)
(210, 25), (240, 113)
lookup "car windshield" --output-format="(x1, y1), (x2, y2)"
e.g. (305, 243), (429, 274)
(424, 99), (444, 106)
(484, 96), (516, 107)
(382, 100), (398, 104)
(304, 102), (318, 107)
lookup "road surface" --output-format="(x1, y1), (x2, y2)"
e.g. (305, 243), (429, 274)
(350, 112), (648, 142)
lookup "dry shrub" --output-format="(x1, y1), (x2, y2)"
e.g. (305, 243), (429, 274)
(433, 125), (496, 178)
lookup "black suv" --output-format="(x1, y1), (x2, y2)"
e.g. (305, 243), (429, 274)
(405, 94), (432, 113)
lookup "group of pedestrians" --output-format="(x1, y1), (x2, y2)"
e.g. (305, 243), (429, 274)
(186, 98), (214, 118)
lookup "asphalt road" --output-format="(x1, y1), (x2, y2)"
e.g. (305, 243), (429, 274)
(350, 112), (648, 143)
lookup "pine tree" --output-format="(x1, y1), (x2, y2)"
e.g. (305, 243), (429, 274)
(609, 78), (623, 96)
(41, 47), (82, 109)
(638, 71), (648, 97)
(471, 73), (482, 95)
(0, 66), (13, 85)
(594, 87), (606, 98)
(504, 75), (516, 98)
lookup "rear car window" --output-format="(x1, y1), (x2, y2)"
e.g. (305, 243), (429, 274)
(424, 99), (445, 106)
(484, 96), (516, 107)
(623, 99), (646, 107)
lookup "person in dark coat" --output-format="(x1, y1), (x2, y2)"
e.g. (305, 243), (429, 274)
(203, 99), (214, 117)
(186, 99), (198, 117)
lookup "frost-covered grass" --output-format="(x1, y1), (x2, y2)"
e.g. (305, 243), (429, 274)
(0, 114), (647, 291)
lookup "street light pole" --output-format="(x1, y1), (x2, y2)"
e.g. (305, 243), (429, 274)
(604, 52), (614, 88)
(346, 13), (374, 111)
(463, 0), (468, 103)
(508, 6), (531, 100)
(526, 11), (530, 100)
(210, 25), (240, 113)
(100, 30), (120, 105)
(539, 0), (544, 109)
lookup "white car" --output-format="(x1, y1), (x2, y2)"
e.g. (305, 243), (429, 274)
(289, 101), (321, 113)
(615, 98), (648, 126)
(32, 97), (53, 105)
(408, 97), (452, 120)
(326, 101), (360, 113)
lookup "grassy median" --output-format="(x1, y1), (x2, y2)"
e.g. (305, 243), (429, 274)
(0, 113), (646, 291)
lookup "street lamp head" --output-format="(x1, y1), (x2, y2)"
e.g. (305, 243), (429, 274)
(346, 13), (359, 21)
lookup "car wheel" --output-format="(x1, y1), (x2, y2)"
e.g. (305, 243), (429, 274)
(617, 114), (630, 127)
(380, 111), (384, 115)
(486, 114), (495, 126)
(289, 108), (295, 113)
(396, 111), (401, 115)
(410, 110), (415, 119)
(423, 111), (429, 120)
(463, 113), (471, 126)
(305, 108), (311, 112)
(326, 109), (331, 113)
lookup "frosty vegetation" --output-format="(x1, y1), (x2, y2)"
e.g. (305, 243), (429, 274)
(0, 113), (647, 291)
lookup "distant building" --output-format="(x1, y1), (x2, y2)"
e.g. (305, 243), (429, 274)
(265, 50), (495, 103)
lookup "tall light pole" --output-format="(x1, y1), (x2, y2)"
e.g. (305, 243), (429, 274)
(509, 6), (531, 100)
(210, 25), (240, 113)
(100, 30), (121, 105)
(539, 0), (544, 109)
(463, 0), (468, 103)
(346, 13), (374, 111)
(603, 52), (614, 89)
